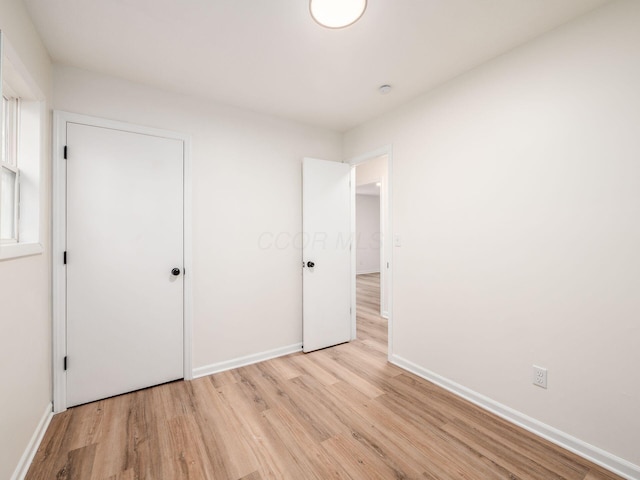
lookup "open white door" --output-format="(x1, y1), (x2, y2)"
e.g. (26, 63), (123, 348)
(302, 158), (352, 353)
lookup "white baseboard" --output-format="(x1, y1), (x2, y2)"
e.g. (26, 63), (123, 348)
(11, 402), (53, 480)
(193, 343), (303, 379)
(390, 355), (640, 480)
(356, 269), (381, 275)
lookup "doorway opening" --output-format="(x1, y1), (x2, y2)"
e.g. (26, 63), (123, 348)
(355, 182), (384, 349)
(349, 149), (392, 358)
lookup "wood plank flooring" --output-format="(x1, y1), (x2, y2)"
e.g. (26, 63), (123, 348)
(26, 273), (624, 479)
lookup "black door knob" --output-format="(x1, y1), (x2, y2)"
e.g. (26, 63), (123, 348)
(306, 261), (315, 268)
(171, 268), (181, 276)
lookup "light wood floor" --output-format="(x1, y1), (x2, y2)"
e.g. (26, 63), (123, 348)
(27, 273), (623, 480)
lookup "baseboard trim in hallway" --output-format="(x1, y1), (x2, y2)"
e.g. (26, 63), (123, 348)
(391, 354), (640, 480)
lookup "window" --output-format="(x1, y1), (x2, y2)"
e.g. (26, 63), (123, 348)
(1, 86), (20, 243)
(0, 30), (44, 260)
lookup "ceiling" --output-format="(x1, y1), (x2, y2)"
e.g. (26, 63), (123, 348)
(24, 0), (611, 132)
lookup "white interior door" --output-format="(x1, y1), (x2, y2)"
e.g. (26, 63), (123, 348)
(302, 158), (352, 353)
(66, 122), (184, 407)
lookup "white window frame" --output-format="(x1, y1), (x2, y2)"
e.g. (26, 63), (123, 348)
(0, 163), (20, 244)
(0, 30), (44, 260)
(1, 87), (21, 244)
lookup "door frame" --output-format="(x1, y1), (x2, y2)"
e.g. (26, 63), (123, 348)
(347, 145), (393, 360)
(52, 111), (193, 413)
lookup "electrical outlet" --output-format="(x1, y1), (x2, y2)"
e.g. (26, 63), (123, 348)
(533, 365), (548, 389)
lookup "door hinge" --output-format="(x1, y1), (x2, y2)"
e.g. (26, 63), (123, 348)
(64, 145), (68, 159)
(63, 251), (67, 264)
(64, 356), (68, 371)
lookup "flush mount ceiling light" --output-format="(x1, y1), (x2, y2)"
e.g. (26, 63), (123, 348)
(310, 0), (367, 29)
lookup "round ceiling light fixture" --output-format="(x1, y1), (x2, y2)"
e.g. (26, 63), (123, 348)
(379, 84), (392, 95)
(310, 0), (367, 29)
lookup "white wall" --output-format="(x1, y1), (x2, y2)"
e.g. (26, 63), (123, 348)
(344, 0), (640, 471)
(53, 65), (342, 371)
(356, 193), (380, 274)
(0, 1), (52, 479)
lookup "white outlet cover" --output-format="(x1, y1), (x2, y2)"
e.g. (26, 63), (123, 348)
(533, 365), (548, 389)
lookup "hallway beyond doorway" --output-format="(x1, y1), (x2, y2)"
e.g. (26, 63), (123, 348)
(356, 273), (386, 352)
